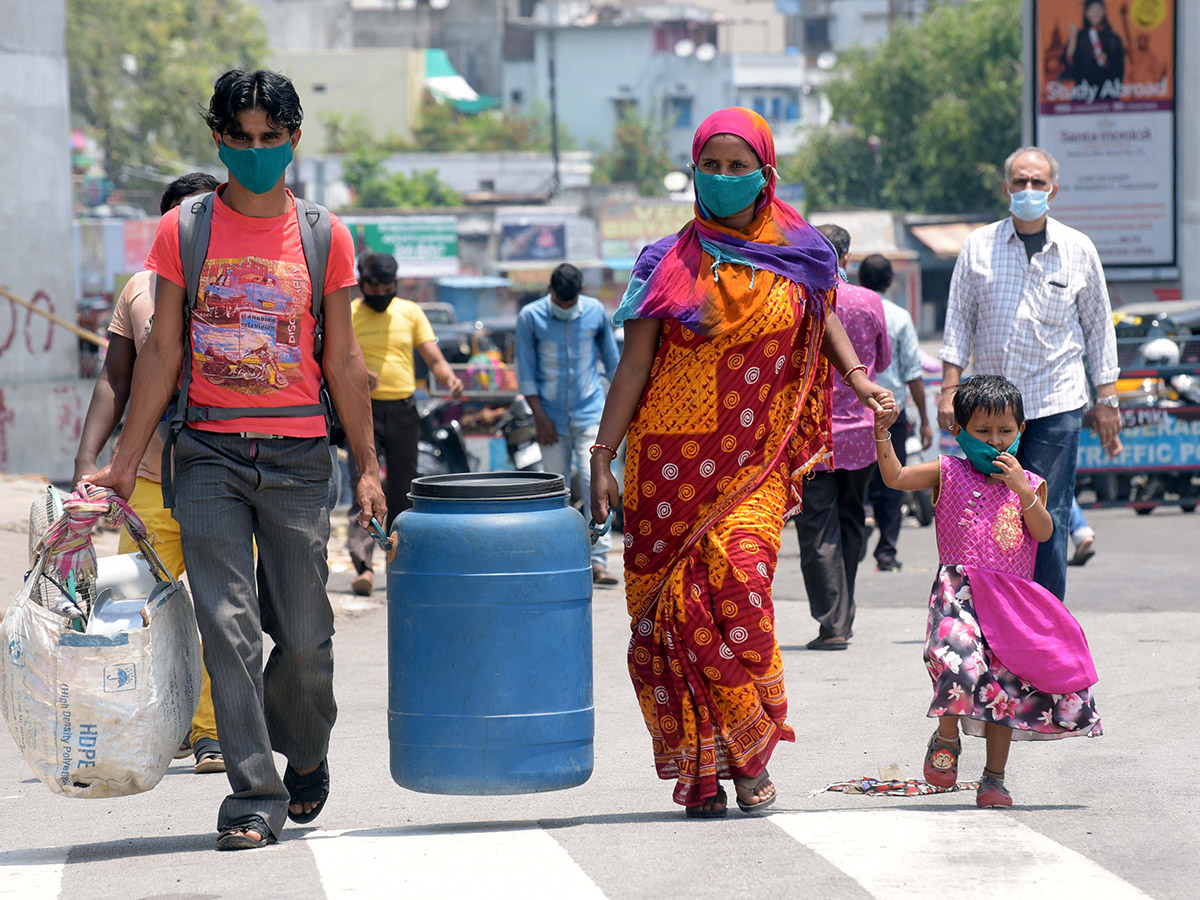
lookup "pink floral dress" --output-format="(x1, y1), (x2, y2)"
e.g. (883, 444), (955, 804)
(925, 456), (1102, 740)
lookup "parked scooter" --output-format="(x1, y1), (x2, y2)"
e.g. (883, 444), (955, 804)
(417, 395), (543, 476)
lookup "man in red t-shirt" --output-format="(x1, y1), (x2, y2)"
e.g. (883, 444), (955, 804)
(88, 69), (385, 852)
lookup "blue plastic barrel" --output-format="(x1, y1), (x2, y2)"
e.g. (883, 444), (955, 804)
(435, 275), (512, 321)
(387, 471), (594, 794)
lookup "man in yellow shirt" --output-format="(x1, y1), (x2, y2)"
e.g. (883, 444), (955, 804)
(348, 253), (463, 594)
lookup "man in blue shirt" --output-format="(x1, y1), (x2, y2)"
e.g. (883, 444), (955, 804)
(515, 264), (621, 584)
(860, 254), (932, 571)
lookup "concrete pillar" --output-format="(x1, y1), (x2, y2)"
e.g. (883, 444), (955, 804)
(0, 1), (92, 478)
(1180, 1), (1199, 300)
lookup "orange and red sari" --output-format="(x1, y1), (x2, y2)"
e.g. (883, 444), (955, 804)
(622, 271), (832, 806)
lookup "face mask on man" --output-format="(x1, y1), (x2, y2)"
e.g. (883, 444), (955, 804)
(218, 140), (294, 195)
(693, 166), (771, 218)
(549, 298), (580, 321)
(1009, 188), (1050, 223)
(360, 290), (394, 313)
(955, 429), (1021, 476)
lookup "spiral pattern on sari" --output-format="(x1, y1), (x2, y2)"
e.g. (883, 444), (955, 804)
(623, 273), (831, 806)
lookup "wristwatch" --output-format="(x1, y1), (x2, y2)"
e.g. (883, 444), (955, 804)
(1095, 395), (1120, 409)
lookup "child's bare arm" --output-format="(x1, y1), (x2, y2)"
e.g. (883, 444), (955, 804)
(874, 404), (941, 492)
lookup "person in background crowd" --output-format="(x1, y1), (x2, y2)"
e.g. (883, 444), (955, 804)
(73, 172), (225, 775)
(793, 224), (890, 649)
(591, 108), (891, 816)
(88, 68), (385, 851)
(858, 253), (932, 572)
(346, 252), (462, 596)
(515, 263), (621, 585)
(939, 145), (1121, 601)
(1068, 497), (1097, 566)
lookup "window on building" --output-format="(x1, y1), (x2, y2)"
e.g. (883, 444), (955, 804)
(752, 96), (766, 116)
(511, 89), (523, 109)
(770, 97), (782, 120)
(786, 101), (799, 121)
(804, 16), (832, 52)
(668, 96), (693, 129)
(614, 97), (637, 120)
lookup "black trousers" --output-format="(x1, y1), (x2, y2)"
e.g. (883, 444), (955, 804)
(794, 465), (875, 640)
(347, 396), (419, 573)
(866, 416), (909, 565)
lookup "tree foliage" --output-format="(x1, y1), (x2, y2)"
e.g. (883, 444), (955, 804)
(783, 0), (1021, 214)
(591, 109), (673, 197)
(67, 0), (267, 190)
(335, 117), (461, 209)
(324, 97), (570, 155)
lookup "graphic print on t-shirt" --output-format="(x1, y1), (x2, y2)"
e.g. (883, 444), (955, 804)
(192, 256), (309, 395)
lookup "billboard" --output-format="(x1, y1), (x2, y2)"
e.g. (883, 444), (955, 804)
(346, 216), (459, 278)
(1032, 0), (1176, 271)
(597, 201), (693, 270)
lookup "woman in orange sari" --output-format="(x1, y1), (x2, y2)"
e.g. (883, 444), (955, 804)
(590, 108), (891, 817)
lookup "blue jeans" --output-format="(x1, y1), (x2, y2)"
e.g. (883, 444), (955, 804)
(1016, 408), (1081, 601)
(540, 421), (610, 569)
(1068, 497), (1091, 540)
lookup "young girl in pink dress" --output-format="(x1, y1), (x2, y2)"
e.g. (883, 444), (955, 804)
(874, 375), (1101, 809)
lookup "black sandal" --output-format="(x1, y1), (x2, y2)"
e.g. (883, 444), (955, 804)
(733, 771), (777, 814)
(685, 786), (728, 819)
(284, 757), (329, 824)
(216, 816), (276, 851)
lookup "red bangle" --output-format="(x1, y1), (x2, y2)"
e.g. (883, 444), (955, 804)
(841, 364), (868, 386)
(589, 442), (618, 458)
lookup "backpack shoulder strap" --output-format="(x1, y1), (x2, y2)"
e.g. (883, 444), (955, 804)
(294, 197), (332, 346)
(178, 191), (215, 313)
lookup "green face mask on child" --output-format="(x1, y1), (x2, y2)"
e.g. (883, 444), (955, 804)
(955, 429), (1021, 476)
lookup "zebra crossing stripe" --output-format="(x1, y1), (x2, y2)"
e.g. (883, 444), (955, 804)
(305, 824), (608, 899)
(772, 809), (1153, 899)
(0, 847), (69, 899)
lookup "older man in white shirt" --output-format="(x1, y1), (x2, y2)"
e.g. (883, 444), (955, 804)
(938, 146), (1121, 601)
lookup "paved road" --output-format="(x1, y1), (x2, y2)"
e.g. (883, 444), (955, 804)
(1, 479), (1196, 899)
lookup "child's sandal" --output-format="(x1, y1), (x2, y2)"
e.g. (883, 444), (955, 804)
(923, 731), (961, 788)
(976, 771), (1013, 809)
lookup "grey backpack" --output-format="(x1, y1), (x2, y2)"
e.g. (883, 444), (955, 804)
(159, 191), (334, 507)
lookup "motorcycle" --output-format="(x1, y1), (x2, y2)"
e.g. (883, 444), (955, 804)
(416, 395), (543, 477)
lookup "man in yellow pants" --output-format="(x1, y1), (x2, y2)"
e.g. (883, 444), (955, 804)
(73, 173), (224, 774)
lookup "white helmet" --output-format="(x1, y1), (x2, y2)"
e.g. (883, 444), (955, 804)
(1139, 337), (1180, 367)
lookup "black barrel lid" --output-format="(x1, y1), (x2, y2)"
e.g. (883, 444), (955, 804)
(410, 471), (568, 501)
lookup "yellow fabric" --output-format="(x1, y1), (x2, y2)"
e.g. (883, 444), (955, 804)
(118, 476), (217, 744)
(351, 297), (436, 400)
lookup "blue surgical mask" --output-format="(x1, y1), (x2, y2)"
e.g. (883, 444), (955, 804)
(218, 140), (294, 194)
(694, 167), (769, 218)
(956, 429), (1021, 476)
(1009, 188), (1050, 223)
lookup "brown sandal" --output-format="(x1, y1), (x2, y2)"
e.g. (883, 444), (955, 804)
(733, 772), (777, 814)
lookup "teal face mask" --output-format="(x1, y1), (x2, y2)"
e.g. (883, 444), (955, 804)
(218, 140), (294, 194)
(694, 167), (768, 218)
(956, 429), (1021, 476)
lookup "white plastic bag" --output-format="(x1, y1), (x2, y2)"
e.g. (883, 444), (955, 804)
(1, 533), (201, 799)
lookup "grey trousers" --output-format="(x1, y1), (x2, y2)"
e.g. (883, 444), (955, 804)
(173, 428), (336, 839)
(794, 466), (875, 641)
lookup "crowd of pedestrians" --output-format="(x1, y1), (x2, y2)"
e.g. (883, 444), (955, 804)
(65, 63), (1123, 847)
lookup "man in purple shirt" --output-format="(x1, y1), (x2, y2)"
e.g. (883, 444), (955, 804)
(794, 224), (891, 650)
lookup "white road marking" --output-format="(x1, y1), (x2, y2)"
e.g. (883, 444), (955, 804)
(306, 824), (607, 900)
(773, 810), (1153, 899)
(0, 847), (69, 899)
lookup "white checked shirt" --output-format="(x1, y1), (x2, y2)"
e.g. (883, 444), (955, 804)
(940, 216), (1119, 420)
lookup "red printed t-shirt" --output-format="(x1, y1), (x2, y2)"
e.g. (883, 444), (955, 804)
(144, 188), (357, 437)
